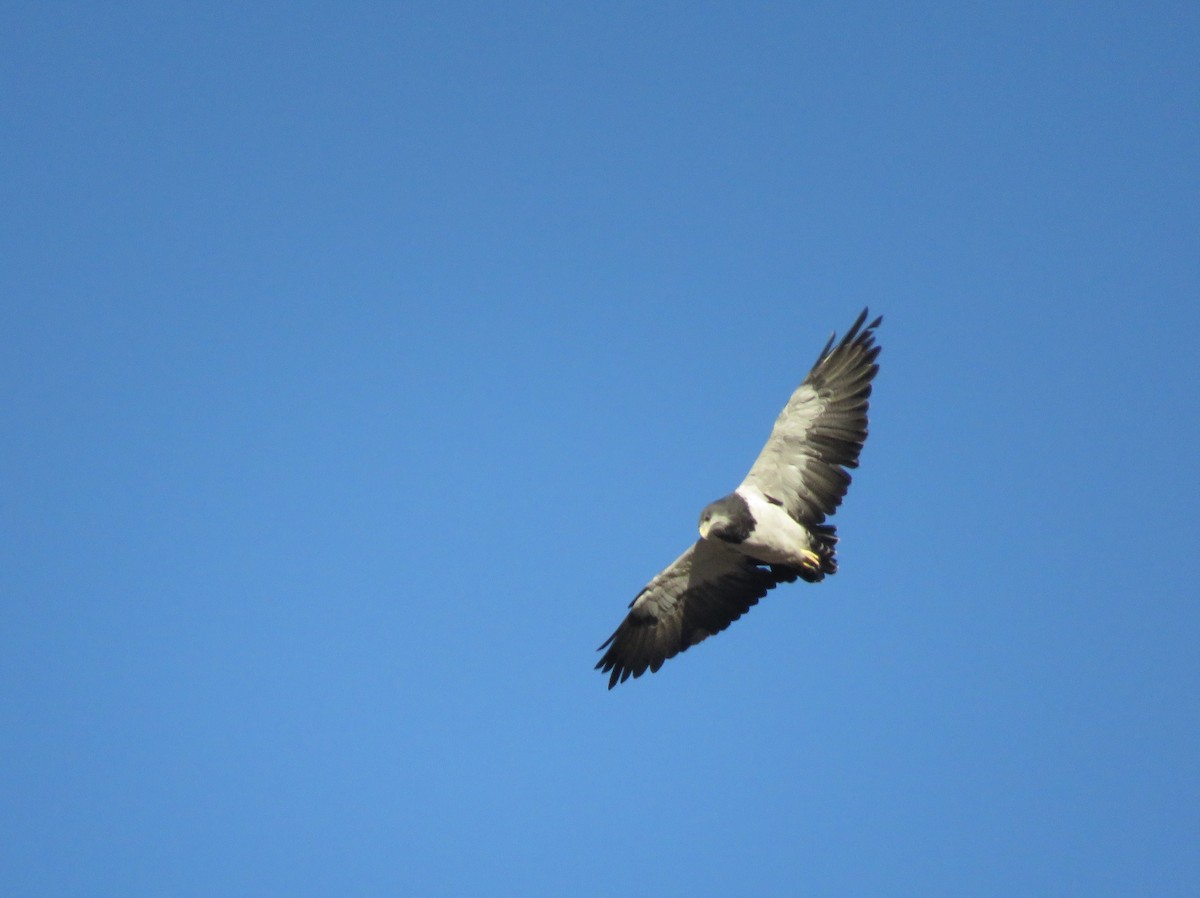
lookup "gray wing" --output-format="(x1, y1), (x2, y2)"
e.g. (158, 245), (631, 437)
(739, 308), (882, 527)
(595, 539), (798, 688)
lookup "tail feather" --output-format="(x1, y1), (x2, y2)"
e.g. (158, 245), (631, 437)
(798, 523), (838, 583)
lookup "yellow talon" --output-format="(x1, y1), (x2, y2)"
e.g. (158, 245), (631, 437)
(802, 549), (821, 568)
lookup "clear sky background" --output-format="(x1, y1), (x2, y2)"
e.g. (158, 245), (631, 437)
(3, 3), (1198, 895)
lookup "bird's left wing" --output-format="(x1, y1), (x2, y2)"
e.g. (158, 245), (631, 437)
(596, 539), (797, 688)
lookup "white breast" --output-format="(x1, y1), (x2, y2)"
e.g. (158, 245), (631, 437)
(736, 487), (815, 567)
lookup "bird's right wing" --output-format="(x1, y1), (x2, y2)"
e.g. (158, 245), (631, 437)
(739, 309), (881, 527)
(595, 539), (797, 688)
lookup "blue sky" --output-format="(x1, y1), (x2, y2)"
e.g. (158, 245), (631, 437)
(3, 2), (1198, 895)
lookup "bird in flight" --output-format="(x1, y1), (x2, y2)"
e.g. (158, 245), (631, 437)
(596, 309), (882, 688)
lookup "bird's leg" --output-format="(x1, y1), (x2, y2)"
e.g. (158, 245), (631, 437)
(800, 548), (822, 571)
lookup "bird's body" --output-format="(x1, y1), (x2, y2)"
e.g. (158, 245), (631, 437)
(596, 309), (882, 688)
(701, 488), (821, 571)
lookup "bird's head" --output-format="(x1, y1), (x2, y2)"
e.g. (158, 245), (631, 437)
(698, 493), (754, 544)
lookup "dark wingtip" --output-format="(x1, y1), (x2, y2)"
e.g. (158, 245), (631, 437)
(841, 307), (881, 344)
(847, 306), (870, 335)
(596, 640), (630, 689)
(810, 307), (882, 371)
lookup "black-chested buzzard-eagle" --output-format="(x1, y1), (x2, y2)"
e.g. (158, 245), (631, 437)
(596, 309), (882, 688)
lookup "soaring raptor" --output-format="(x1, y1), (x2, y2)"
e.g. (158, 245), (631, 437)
(596, 309), (882, 688)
